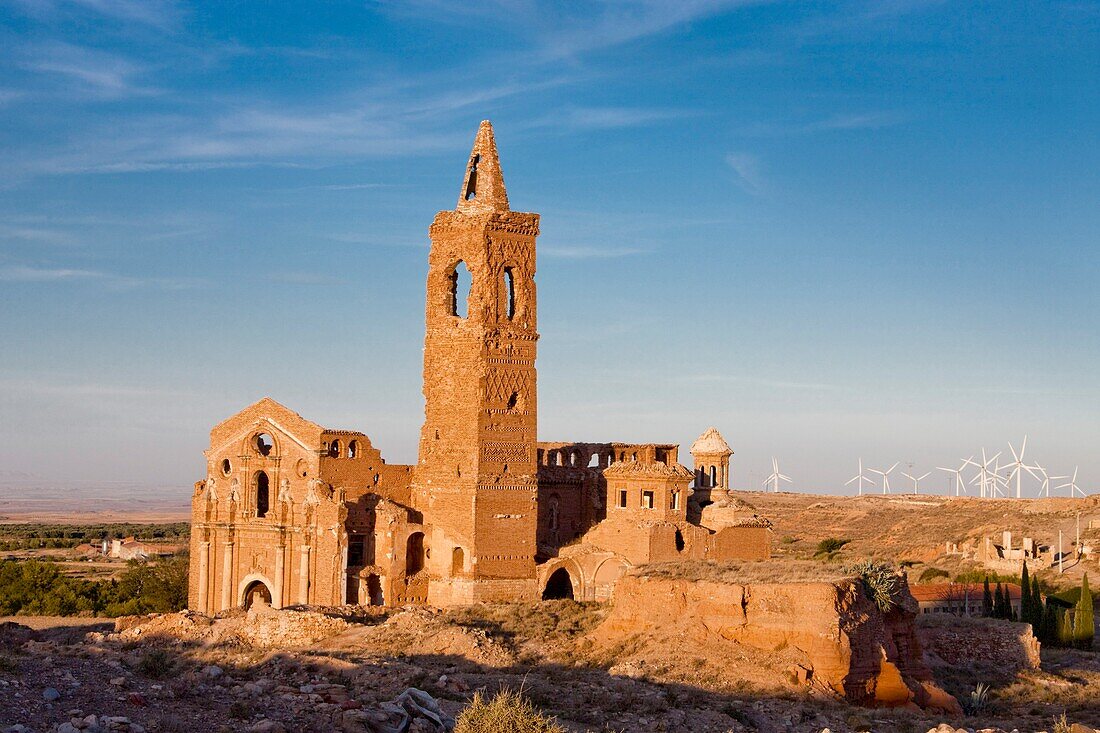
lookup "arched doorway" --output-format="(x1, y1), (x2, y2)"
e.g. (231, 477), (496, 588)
(242, 580), (272, 610)
(406, 532), (425, 575)
(542, 567), (575, 600)
(451, 547), (464, 576)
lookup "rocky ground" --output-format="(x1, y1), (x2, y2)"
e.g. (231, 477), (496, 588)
(2, 602), (1100, 733)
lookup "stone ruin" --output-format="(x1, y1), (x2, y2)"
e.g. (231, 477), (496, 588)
(188, 121), (770, 614)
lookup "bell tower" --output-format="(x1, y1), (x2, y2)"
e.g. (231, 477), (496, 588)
(415, 120), (540, 603)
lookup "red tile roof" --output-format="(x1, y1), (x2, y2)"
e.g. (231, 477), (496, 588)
(910, 582), (1022, 603)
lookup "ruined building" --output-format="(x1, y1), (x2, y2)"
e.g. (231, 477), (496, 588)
(189, 121), (769, 613)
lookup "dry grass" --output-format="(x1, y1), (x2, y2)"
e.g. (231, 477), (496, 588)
(633, 559), (852, 584)
(454, 688), (567, 733)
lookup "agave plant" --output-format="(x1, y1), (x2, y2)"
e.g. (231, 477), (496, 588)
(962, 682), (990, 716)
(847, 559), (902, 612)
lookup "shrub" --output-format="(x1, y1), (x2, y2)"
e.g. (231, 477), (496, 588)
(848, 559), (903, 613)
(136, 649), (176, 679)
(918, 567), (949, 583)
(455, 689), (567, 733)
(814, 538), (851, 558)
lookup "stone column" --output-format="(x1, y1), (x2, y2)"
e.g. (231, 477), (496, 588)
(298, 545), (311, 604)
(197, 541), (210, 613)
(273, 542), (285, 608)
(220, 541), (235, 611)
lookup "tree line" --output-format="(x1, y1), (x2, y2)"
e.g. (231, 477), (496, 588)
(0, 555), (188, 617)
(981, 561), (1093, 649)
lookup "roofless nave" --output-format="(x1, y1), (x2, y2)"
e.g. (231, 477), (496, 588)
(188, 121), (770, 613)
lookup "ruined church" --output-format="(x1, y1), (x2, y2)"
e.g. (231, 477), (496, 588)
(188, 121), (769, 613)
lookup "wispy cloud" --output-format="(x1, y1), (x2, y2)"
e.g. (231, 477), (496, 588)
(725, 152), (765, 195)
(264, 272), (346, 285)
(20, 41), (157, 99)
(528, 106), (691, 132)
(10, 0), (180, 30)
(540, 244), (650, 259)
(384, 1), (770, 61)
(739, 111), (908, 137)
(0, 265), (206, 289)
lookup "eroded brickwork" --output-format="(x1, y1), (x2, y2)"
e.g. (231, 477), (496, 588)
(188, 121), (768, 614)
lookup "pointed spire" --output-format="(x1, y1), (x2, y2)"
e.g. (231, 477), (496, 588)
(457, 120), (509, 213)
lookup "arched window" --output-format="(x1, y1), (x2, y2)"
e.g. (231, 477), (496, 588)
(255, 471), (270, 518)
(347, 440), (358, 459)
(449, 261), (472, 318)
(710, 465), (718, 488)
(328, 440), (341, 458)
(503, 267), (515, 320)
(451, 547), (464, 576)
(406, 532), (425, 575)
(253, 433), (274, 457)
(220, 458), (232, 476)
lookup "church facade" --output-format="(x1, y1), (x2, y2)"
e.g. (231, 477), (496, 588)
(188, 121), (769, 614)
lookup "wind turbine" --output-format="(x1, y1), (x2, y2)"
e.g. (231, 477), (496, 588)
(902, 470), (931, 494)
(1056, 467), (1085, 498)
(1035, 464), (1066, 498)
(763, 457), (792, 493)
(869, 462), (899, 494)
(967, 449), (1002, 498)
(1004, 436), (1042, 499)
(937, 457), (971, 497)
(846, 458), (875, 496)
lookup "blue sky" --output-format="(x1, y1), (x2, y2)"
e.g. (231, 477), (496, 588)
(1, 0), (1097, 497)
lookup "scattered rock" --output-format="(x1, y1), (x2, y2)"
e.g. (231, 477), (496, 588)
(43, 686), (61, 701)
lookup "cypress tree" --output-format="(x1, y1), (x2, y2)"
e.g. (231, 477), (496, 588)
(995, 583), (1007, 619)
(1040, 600), (1058, 644)
(1020, 562), (1031, 621)
(1030, 576), (1044, 630)
(1074, 573), (1094, 650)
(982, 577), (993, 617)
(1060, 609), (1075, 646)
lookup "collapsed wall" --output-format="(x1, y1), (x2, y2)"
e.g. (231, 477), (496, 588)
(597, 571), (961, 712)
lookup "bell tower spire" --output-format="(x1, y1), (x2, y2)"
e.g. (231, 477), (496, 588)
(457, 120), (509, 213)
(414, 120), (540, 605)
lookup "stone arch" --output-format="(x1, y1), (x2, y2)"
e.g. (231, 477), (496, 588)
(406, 532), (426, 575)
(451, 546), (465, 576)
(238, 574), (274, 609)
(540, 557), (584, 601)
(592, 557), (631, 599)
(542, 567), (575, 600)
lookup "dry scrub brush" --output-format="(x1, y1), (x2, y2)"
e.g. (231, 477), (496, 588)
(454, 688), (567, 733)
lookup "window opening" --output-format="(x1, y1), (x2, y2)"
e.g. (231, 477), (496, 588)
(464, 154), (480, 201)
(449, 261), (472, 318)
(503, 267), (515, 319)
(255, 472), (270, 518)
(253, 433), (274, 457)
(347, 440), (358, 459)
(642, 490), (654, 509)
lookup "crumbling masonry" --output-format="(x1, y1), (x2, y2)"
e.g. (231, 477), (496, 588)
(189, 121), (770, 613)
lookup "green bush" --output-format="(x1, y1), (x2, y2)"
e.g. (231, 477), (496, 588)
(918, 567), (949, 583)
(455, 689), (567, 733)
(814, 538), (851, 558)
